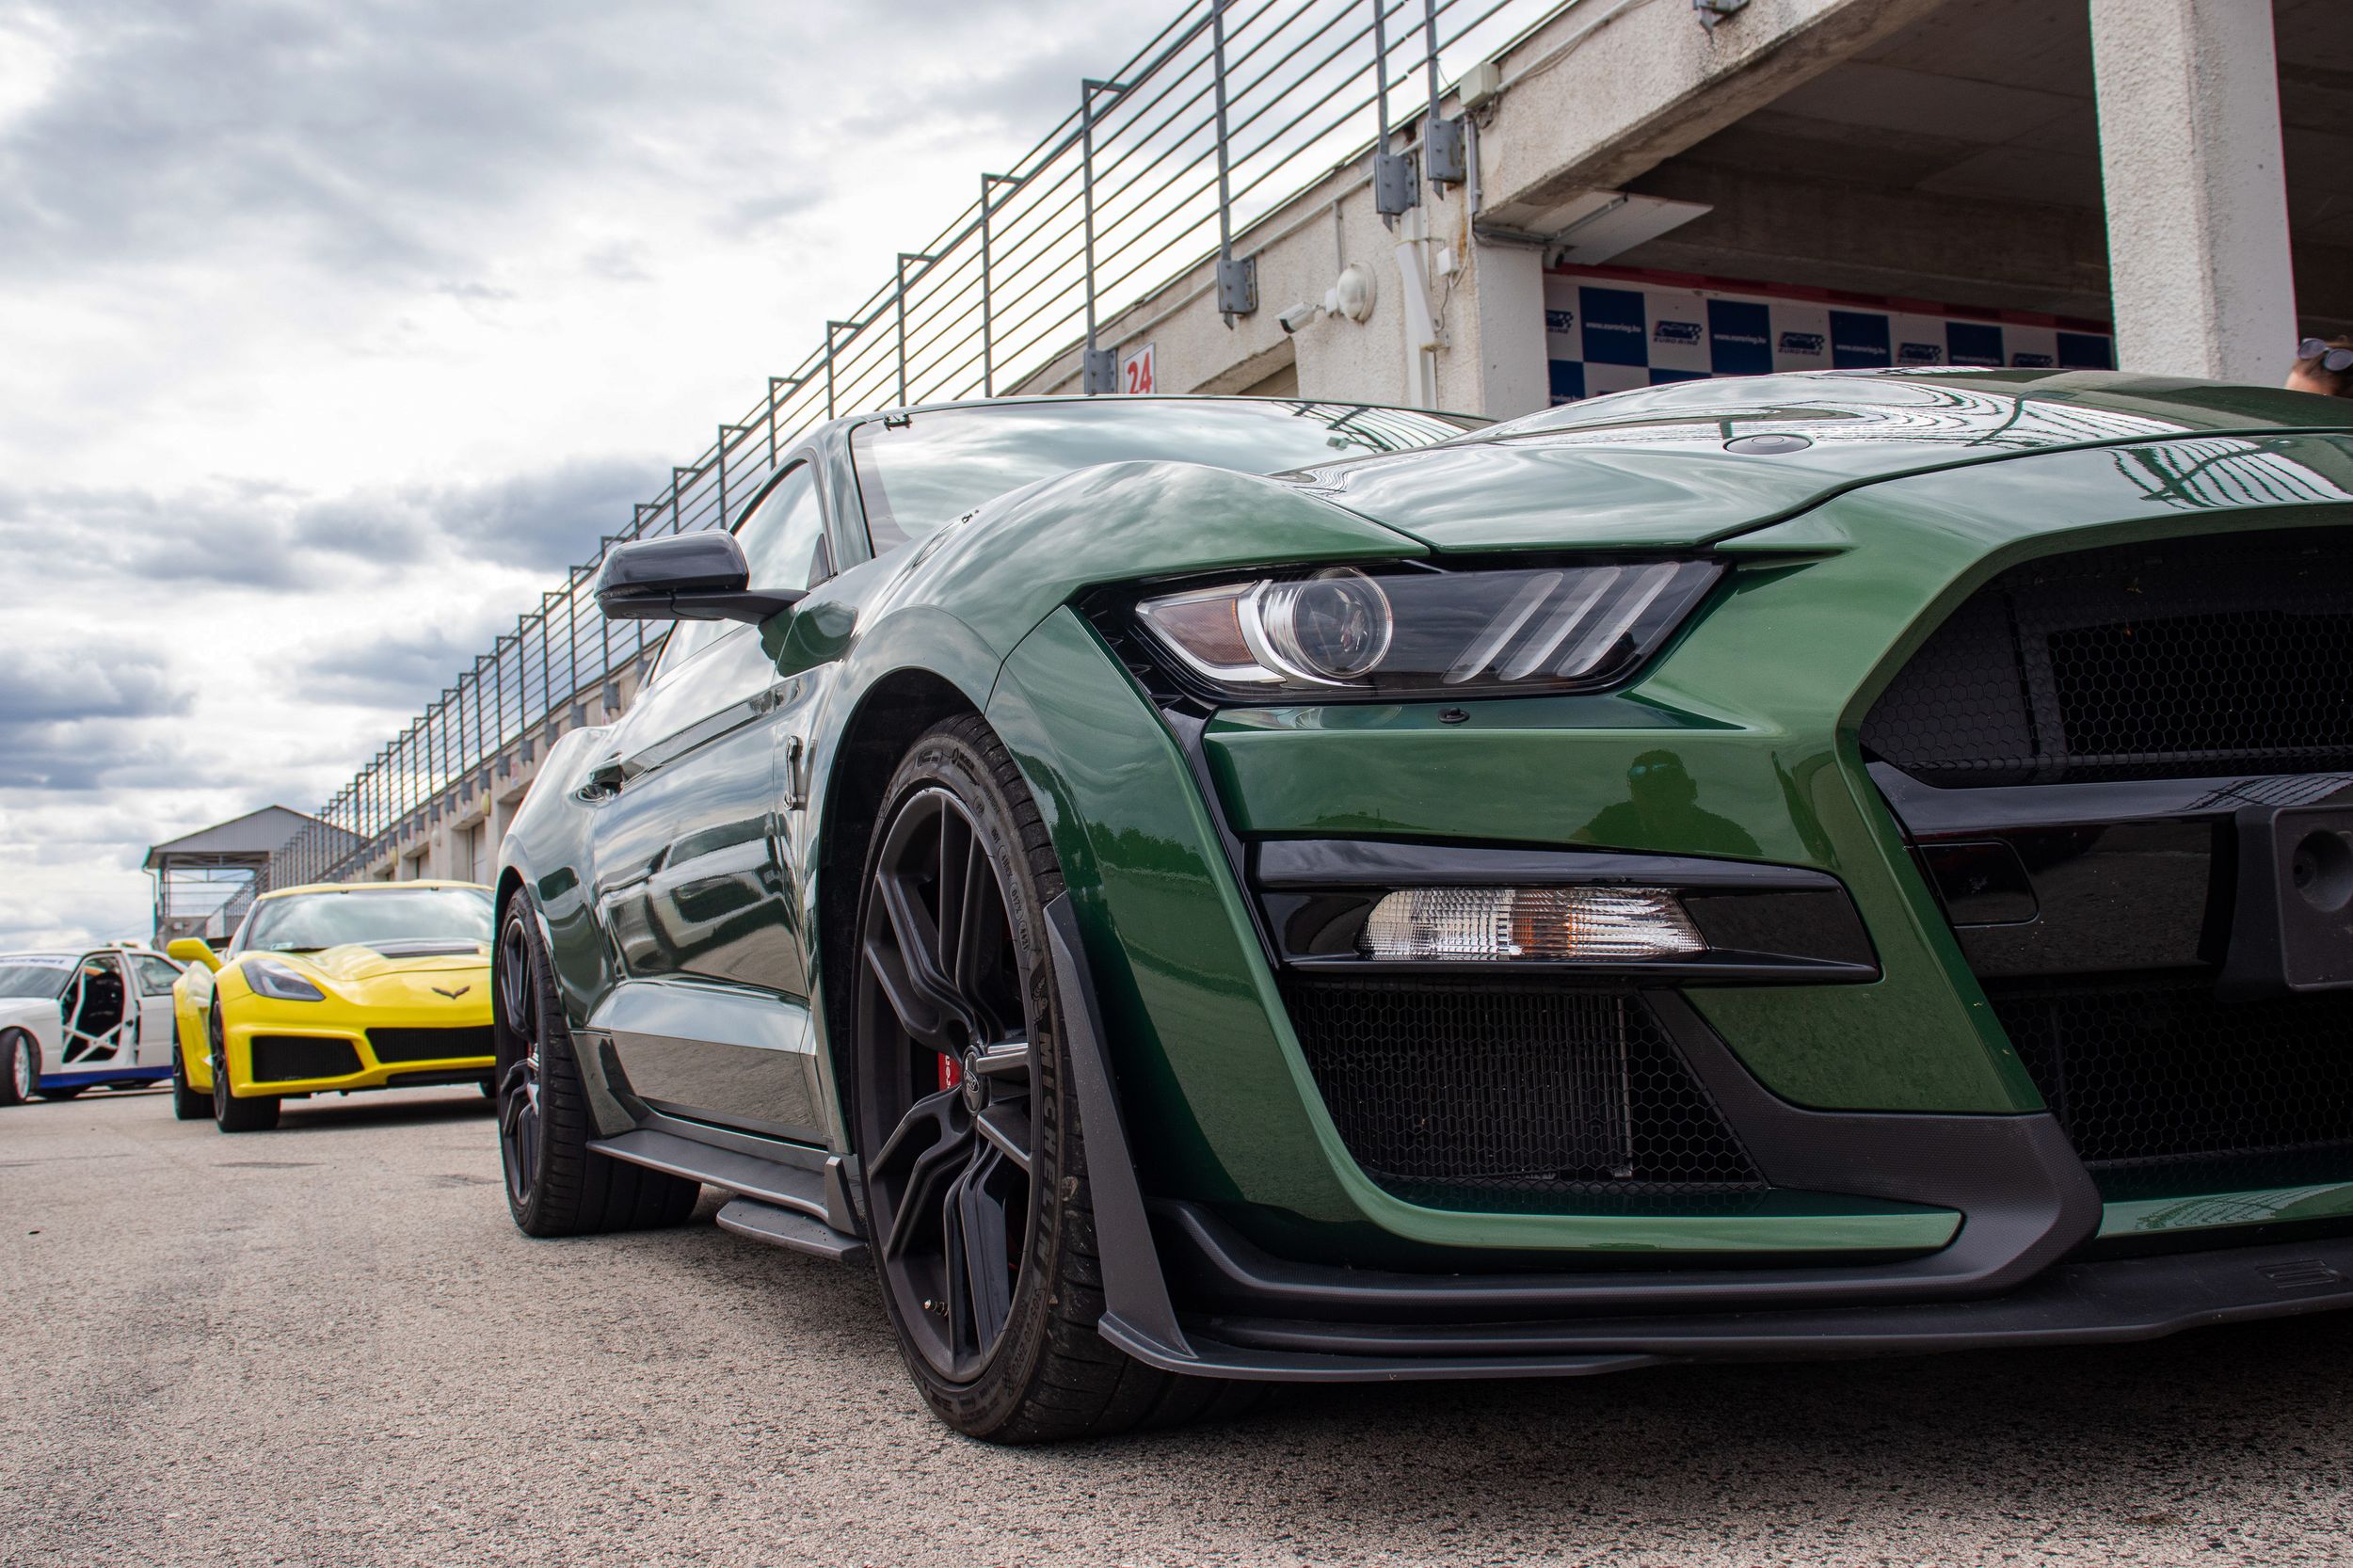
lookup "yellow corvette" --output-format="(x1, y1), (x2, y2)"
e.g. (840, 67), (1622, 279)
(168, 881), (495, 1132)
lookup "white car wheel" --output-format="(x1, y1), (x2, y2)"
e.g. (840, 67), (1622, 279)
(0, 1032), (37, 1107)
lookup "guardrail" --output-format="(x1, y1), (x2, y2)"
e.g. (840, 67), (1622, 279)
(267, 0), (1570, 889)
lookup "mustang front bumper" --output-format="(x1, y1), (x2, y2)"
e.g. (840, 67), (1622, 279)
(1042, 895), (2353, 1380)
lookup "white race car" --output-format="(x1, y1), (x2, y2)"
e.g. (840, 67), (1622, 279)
(0, 946), (184, 1105)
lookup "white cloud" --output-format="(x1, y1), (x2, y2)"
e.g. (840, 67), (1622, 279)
(0, 0), (1162, 950)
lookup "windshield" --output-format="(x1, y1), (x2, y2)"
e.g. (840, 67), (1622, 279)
(851, 399), (1484, 551)
(0, 957), (73, 999)
(244, 888), (493, 952)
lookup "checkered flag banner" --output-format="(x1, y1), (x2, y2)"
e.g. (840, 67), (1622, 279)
(1545, 267), (2115, 404)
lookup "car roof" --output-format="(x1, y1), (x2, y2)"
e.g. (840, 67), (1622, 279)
(798, 392), (1489, 445)
(256, 880), (490, 902)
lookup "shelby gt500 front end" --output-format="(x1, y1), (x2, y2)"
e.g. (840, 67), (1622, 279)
(982, 377), (2353, 1378)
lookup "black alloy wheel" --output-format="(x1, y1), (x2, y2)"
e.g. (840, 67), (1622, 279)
(209, 1003), (279, 1132)
(496, 914), (544, 1209)
(0, 1031), (36, 1107)
(492, 905), (696, 1237)
(856, 782), (1035, 1384)
(851, 715), (1258, 1442)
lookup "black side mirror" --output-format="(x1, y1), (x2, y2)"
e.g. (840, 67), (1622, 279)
(592, 533), (805, 625)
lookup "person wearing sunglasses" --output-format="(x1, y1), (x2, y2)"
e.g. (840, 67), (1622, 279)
(2287, 335), (2353, 398)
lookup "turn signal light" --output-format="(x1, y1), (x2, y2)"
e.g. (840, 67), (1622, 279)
(1358, 887), (1704, 962)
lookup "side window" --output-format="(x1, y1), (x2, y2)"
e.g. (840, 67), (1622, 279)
(648, 616), (735, 685)
(642, 463), (823, 687)
(738, 464), (829, 593)
(135, 956), (182, 995)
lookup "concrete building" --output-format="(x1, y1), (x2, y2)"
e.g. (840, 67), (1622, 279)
(146, 806), (356, 945)
(1021, 0), (2345, 418)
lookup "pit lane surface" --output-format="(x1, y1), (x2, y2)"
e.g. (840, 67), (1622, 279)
(3, 1087), (2348, 1568)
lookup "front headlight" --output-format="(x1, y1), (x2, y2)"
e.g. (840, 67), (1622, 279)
(1130, 560), (1720, 701)
(244, 958), (325, 1002)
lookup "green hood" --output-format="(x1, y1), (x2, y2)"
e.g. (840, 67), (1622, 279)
(1280, 370), (2353, 552)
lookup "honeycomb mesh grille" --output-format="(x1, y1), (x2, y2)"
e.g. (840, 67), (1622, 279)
(1863, 530), (2353, 786)
(1281, 977), (1761, 1210)
(1990, 978), (2353, 1196)
(367, 1026), (494, 1064)
(248, 1034), (361, 1081)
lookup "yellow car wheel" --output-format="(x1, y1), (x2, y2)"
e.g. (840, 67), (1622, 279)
(170, 1020), (208, 1121)
(208, 1003), (279, 1134)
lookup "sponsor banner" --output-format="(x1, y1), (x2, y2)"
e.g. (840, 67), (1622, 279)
(1544, 268), (2115, 404)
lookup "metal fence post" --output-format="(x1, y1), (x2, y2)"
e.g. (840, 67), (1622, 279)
(1210, 0), (1256, 324)
(1080, 78), (1127, 394)
(540, 592), (558, 734)
(981, 173), (1016, 396)
(895, 254), (935, 407)
(1422, 0), (1465, 187)
(716, 425), (731, 526)
(766, 377), (799, 466)
(826, 320), (852, 419)
(1372, 0), (1417, 217)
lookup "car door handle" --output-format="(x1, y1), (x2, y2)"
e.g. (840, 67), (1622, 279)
(783, 735), (808, 809)
(579, 759), (630, 801)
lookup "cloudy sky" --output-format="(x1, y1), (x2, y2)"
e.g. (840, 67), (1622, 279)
(0, 0), (1158, 950)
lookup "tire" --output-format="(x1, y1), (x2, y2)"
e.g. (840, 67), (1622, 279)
(0, 1032), (37, 1107)
(852, 713), (1257, 1443)
(209, 1004), (279, 1133)
(493, 904), (697, 1237)
(170, 1023), (209, 1121)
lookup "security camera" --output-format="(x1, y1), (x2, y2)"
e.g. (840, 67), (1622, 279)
(1276, 301), (1320, 334)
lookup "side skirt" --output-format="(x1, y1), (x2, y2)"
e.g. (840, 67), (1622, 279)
(588, 1119), (867, 1263)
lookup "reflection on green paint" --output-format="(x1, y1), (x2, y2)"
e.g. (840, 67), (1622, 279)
(2099, 1182), (2353, 1238)
(1580, 749), (1762, 858)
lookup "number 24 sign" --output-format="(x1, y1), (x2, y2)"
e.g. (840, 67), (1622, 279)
(1119, 342), (1156, 394)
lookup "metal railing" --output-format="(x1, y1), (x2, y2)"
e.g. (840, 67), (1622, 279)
(269, 0), (1570, 889)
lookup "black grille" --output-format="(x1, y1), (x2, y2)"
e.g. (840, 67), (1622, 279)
(368, 1026), (494, 1064)
(1864, 530), (2353, 786)
(1282, 977), (1760, 1210)
(1991, 977), (2353, 1196)
(248, 1035), (361, 1081)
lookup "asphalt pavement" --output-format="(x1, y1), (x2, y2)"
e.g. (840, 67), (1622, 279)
(3, 1086), (2348, 1567)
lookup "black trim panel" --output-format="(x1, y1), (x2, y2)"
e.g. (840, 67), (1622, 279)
(1173, 1233), (2353, 1374)
(1254, 839), (1843, 890)
(1250, 840), (1878, 981)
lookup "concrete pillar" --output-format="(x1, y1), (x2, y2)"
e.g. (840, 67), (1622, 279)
(1451, 240), (1550, 421)
(2090, 0), (2297, 383)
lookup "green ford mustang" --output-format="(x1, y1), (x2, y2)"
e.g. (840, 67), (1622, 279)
(490, 373), (2353, 1441)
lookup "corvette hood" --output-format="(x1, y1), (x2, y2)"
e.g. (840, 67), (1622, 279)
(271, 943), (488, 983)
(1282, 370), (2350, 552)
